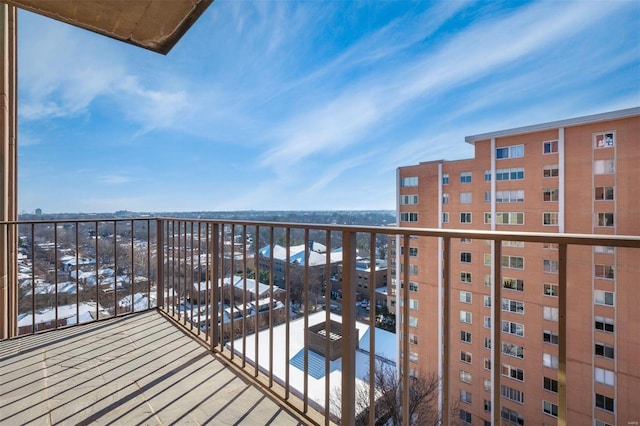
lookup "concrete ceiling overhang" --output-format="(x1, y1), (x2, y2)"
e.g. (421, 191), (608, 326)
(2, 0), (214, 54)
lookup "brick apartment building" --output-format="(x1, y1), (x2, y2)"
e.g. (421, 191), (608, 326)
(395, 108), (639, 425)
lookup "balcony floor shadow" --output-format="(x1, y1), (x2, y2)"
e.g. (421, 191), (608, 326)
(0, 310), (305, 425)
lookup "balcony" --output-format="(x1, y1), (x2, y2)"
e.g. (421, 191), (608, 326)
(1, 218), (639, 425)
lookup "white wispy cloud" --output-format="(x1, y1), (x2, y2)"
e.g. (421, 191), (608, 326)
(97, 174), (133, 185)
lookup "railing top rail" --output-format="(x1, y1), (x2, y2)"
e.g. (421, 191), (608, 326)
(3, 217), (638, 248)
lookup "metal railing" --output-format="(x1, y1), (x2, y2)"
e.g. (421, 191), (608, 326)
(2, 218), (639, 425)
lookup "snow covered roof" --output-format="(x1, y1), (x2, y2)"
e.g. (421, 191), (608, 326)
(230, 311), (397, 414)
(17, 302), (109, 327)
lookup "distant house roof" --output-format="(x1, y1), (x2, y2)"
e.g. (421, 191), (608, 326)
(259, 243), (342, 266)
(17, 302), (109, 327)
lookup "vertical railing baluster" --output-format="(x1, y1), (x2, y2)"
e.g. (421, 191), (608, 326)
(54, 223), (58, 328)
(95, 222), (99, 319)
(190, 221), (195, 330)
(268, 226), (274, 387)
(368, 232), (376, 426)
(323, 229), (331, 424)
(210, 223), (220, 352)
(113, 221), (117, 317)
(130, 219), (134, 313)
(205, 223), (210, 342)
(30, 223), (35, 333)
(402, 233), (411, 425)
(284, 227), (291, 400)
(303, 228), (310, 413)
(75, 222), (79, 321)
(558, 243), (567, 425)
(492, 241), (502, 425)
(254, 226), (260, 376)
(156, 220), (164, 311)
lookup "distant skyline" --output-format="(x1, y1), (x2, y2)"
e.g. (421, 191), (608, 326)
(18, 0), (640, 214)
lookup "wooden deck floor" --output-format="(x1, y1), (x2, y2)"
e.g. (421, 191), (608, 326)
(0, 310), (307, 425)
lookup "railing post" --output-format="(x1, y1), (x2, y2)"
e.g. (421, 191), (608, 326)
(341, 229), (357, 424)
(210, 223), (220, 352)
(156, 219), (164, 310)
(558, 243), (567, 425)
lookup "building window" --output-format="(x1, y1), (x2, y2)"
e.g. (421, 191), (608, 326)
(595, 264), (615, 279)
(543, 212), (558, 226)
(484, 316), (491, 328)
(543, 330), (559, 345)
(460, 311), (472, 324)
(544, 259), (559, 273)
(460, 212), (472, 223)
(408, 281), (418, 292)
(484, 358), (491, 370)
(502, 342), (524, 359)
(544, 283), (558, 297)
(496, 144), (524, 159)
(442, 173), (449, 185)
(408, 316), (418, 327)
(460, 192), (472, 204)
(594, 159), (615, 175)
(502, 255), (524, 270)
(503, 240), (524, 248)
(501, 385), (525, 404)
(595, 421), (612, 426)
(595, 316), (614, 333)
(594, 290), (614, 306)
(544, 242), (559, 250)
(460, 172), (472, 183)
(484, 170), (491, 181)
(484, 191), (491, 203)
(595, 367), (615, 386)
(460, 351), (472, 364)
(501, 407), (524, 425)
(502, 364), (524, 382)
(461, 330), (472, 344)
(543, 306), (559, 322)
(460, 370), (472, 384)
(409, 299), (419, 310)
(544, 377), (558, 393)
(594, 132), (615, 148)
(595, 342), (615, 359)
(460, 252), (472, 263)
(400, 212), (418, 222)
(503, 278), (524, 292)
(595, 186), (614, 200)
(543, 188), (559, 201)
(400, 176), (418, 187)
(595, 393), (614, 413)
(460, 409), (472, 424)
(596, 212), (614, 227)
(460, 272), (472, 283)
(460, 291), (472, 304)
(409, 264), (418, 275)
(543, 353), (558, 368)
(543, 164), (559, 178)
(460, 238), (472, 244)
(442, 212), (449, 223)
(543, 140), (559, 154)
(484, 274), (491, 287)
(409, 334), (418, 345)
(496, 167), (524, 181)
(492, 212), (524, 225)
(496, 190), (525, 203)
(502, 298), (524, 314)
(543, 400), (558, 417)
(502, 320), (524, 337)
(595, 245), (615, 254)
(483, 253), (492, 266)
(484, 379), (492, 391)
(483, 295), (491, 308)
(484, 337), (492, 349)
(400, 194), (418, 205)
(442, 193), (449, 204)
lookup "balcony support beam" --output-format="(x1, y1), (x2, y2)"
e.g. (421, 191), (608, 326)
(0, 4), (17, 339)
(340, 230), (357, 424)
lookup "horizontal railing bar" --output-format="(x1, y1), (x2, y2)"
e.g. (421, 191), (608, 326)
(5, 218), (639, 248)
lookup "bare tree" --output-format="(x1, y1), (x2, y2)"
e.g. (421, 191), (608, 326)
(331, 360), (460, 426)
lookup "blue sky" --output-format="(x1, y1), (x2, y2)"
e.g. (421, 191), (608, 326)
(18, 0), (640, 214)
